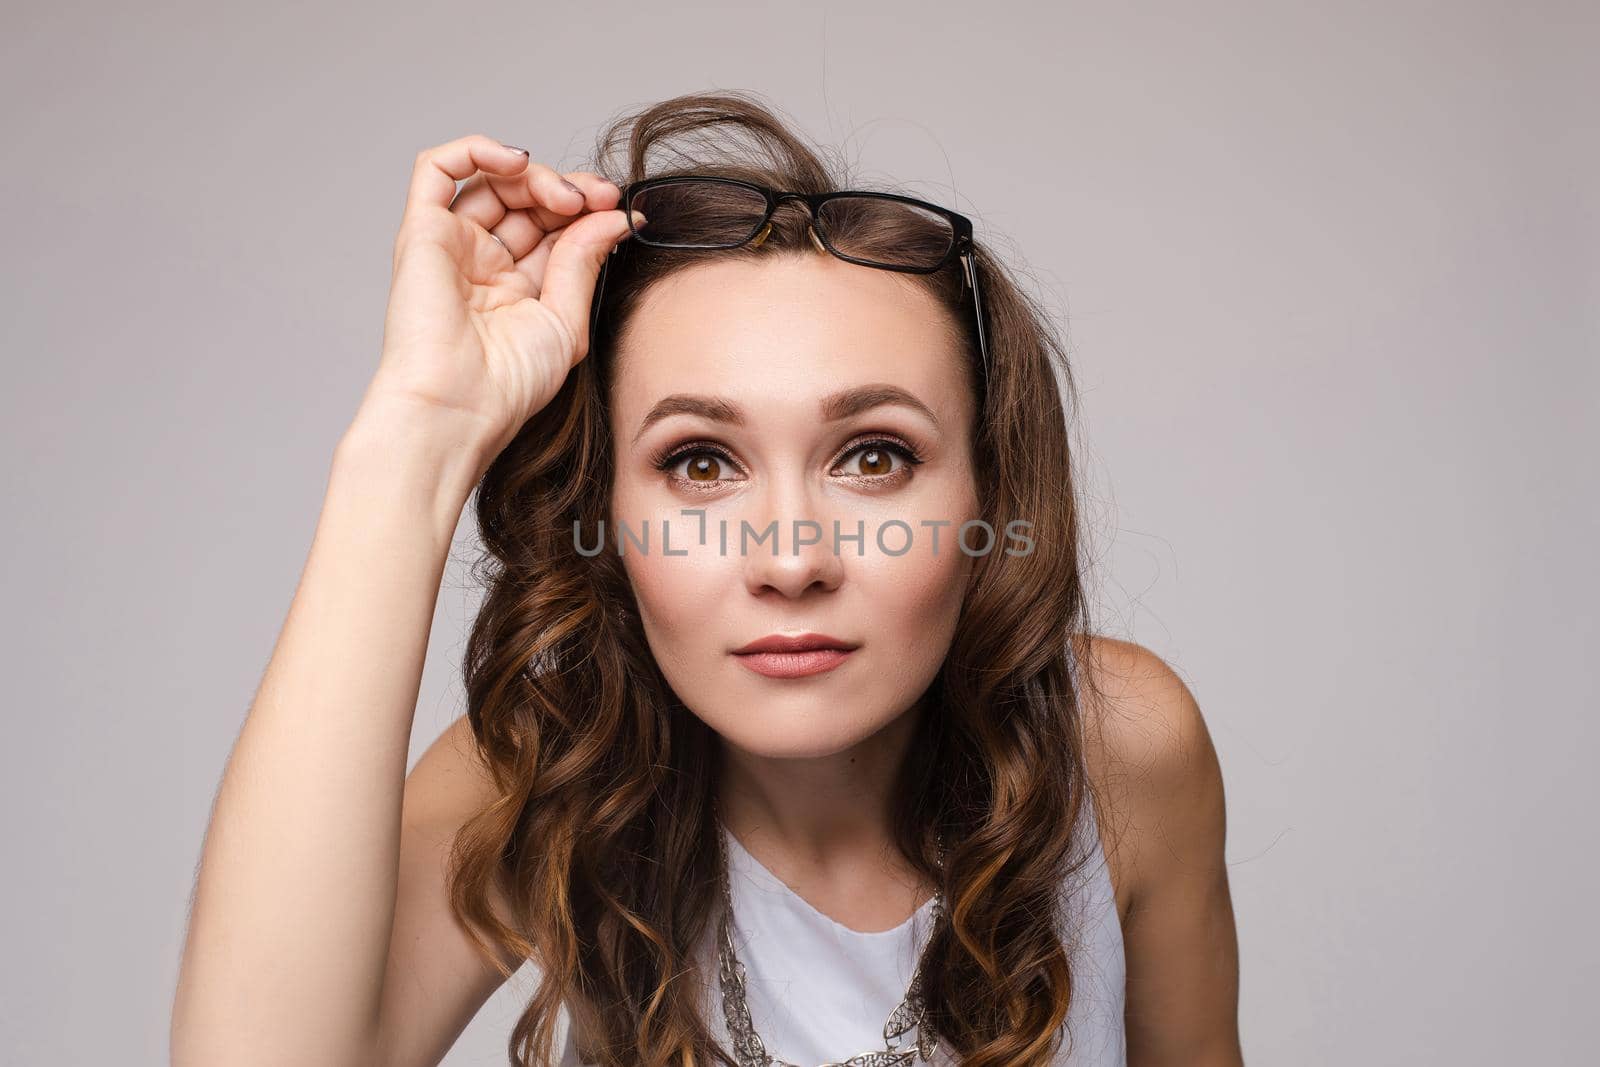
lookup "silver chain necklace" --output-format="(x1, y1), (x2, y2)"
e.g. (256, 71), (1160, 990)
(711, 808), (946, 1067)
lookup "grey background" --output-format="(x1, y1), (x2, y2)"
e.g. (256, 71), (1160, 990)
(2, 1), (1594, 1064)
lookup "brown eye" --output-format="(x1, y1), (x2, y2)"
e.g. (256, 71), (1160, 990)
(836, 440), (918, 479)
(856, 448), (894, 476)
(685, 454), (721, 481)
(653, 442), (744, 488)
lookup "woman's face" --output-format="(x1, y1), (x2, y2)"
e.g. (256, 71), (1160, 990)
(608, 253), (980, 760)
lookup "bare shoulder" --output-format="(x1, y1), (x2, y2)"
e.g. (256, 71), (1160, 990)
(373, 714), (527, 1067)
(1070, 634), (1227, 923)
(403, 713), (503, 836)
(1070, 639), (1243, 1059)
(398, 712), (522, 958)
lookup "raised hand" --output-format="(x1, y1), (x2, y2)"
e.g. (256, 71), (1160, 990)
(362, 133), (637, 460)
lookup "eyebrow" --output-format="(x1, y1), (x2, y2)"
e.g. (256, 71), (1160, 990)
(630, 384), (940, 446)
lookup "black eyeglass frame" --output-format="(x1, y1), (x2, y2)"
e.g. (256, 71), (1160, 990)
(587, 175), (990, 383)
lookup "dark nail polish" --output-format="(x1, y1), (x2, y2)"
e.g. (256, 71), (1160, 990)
(561, 178), (583, 195)
(501, 143), (528, 154)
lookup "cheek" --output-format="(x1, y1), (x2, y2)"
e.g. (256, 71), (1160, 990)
(862, 472), (981, 625)
(622, 544), (723, 623)
(849, 528), (971, 646)
(614, 497), (733, 674)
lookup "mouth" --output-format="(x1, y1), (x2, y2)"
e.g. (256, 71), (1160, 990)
(731, 632), (860, 679)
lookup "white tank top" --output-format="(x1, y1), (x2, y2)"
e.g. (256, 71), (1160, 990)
(557, 798), (1126, 1065)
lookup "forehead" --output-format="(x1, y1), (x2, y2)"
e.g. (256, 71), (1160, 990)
(609, 255), (972, 429)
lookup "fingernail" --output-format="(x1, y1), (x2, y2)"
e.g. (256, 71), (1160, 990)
(629, 210), (647, 228)
(501, 143), (528, 155)
(561, 177), (583, 193)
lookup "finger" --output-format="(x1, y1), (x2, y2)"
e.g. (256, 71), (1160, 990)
(450, 167), (612, 228)
(457, 170), (620, 260)
(559, 171), (624, 212)
(465, 223), (523, 283)
(539, 209), (642, 359)
(403, 134), (535, 225)
(485, 208), (542, 262)
(510, 227), (560, 295)
(481, 161), (594, 230)
(447, 172), (515, 233)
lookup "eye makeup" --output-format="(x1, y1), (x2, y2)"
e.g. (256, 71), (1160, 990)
(648, 433), (927, 492)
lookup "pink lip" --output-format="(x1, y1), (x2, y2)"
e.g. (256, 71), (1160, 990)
(731, 632), (860, 679)
(732, 632), (858, 655)
(734, 648), (855, 678)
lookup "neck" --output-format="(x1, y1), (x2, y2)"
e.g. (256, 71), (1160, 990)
(714, 699), (927, 869)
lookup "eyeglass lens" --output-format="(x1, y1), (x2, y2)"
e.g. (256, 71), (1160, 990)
(625, 179), (956, 271)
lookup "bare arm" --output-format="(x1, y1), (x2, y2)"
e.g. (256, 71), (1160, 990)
(373, 711), (530, 1067)
(169, 403), (494, 1066)
(169, 133), (635, 1067)
(1085, 638), (1244, 1066)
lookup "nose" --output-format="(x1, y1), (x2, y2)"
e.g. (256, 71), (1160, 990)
(739, 479), (846, 599)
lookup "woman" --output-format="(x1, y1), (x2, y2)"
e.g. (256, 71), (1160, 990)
(171, 91), (1242, 1067)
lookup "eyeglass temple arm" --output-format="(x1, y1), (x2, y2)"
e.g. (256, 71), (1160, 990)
(589, 242), (617, 347)
(962, 249), (991, 382)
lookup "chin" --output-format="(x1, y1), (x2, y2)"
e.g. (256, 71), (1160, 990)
(664, 653), (935, 761)
(695, 700), (899, 762)
(714, 724), (879, 762)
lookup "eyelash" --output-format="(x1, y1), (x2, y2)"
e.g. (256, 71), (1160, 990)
(650, 435), (926, 489)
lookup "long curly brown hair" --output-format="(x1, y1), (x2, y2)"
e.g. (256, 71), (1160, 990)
(446, 89), (1111, 1067)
